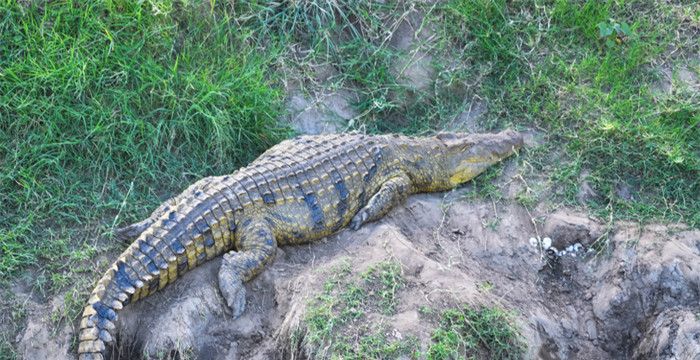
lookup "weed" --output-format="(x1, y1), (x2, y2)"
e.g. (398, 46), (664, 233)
(362, 260), (403, 314)
(462, 165), (505, 201)
(239, 0), (389, 54)
(597, 20), (633, 47)
(419, 305), (434, 316)
(0, 336), (17, 360)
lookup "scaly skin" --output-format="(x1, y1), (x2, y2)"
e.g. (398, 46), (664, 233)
(77, 130), (523, 359)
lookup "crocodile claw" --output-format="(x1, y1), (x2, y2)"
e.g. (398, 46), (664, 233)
(218, 271), (247, 318)
(350, 210), (369, 231)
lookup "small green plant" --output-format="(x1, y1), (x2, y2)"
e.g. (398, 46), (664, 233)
(0, 336), (17, 360)
(419, 305), (434, 316)
(362, 261), (403, 314)
(597, 20), (633, 47)
(427, 306), (525, 360)
(299, 259), (415, 359)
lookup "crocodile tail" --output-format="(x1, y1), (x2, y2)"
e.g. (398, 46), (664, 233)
(77, 271), (120, 359)
(77, 250), (150, 360)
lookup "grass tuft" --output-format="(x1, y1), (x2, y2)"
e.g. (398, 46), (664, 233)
(427, 306), (525, 360)
(299, 259), (416, 359)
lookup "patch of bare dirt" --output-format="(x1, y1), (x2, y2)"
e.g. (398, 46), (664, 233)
(19, 189), (700, 359)
(284, 89), (358, 135)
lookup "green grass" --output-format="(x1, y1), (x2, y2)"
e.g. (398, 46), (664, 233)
(0, 338), (16, 360)
(299, 259), (419, 359)
(361, 260), (404, 314)
(0, 0), (291, 340)
(298, 259), (524, 359)
(437, 0), (699, 225)
(426, 306), (525, 360)
(0, 1), (290, 277)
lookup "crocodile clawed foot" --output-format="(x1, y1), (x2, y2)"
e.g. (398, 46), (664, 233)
(218, 268), (247, 318)
(222, 282), (247, 318)
(350, 211), (369, 230)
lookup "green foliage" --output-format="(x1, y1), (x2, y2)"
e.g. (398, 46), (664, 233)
(238, 0), (386, 52)
(301, 260), (416, 359)
(442, 0), (699, 226)
(444, 0), (527, 83)
(463, 164), (505, 201)
(0, 337), (17, 360)
(0, 1), (291, 279)
(361, 260), (403, 314)
(597, 20), (633, 47)
(301, 261), (524, 359)
(427, 306), (525, 360)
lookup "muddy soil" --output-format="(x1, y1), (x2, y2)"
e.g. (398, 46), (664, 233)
(18, 188), (700, 359)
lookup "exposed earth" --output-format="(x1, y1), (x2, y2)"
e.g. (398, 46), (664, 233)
(18, 176), (700, 359)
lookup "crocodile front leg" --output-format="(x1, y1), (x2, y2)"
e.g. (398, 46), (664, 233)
(218, 219), (277, 318)
(350, 173), (411, 230)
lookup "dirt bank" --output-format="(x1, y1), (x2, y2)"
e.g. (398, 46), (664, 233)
(19, 191), (700, 359)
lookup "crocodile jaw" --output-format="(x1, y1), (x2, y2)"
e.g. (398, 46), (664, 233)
(442, 129), (524, 187)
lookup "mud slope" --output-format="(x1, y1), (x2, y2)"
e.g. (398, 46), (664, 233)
(19, 191), (699, 360)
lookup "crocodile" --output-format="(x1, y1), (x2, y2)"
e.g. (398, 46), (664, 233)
(77, 130), (523, 360)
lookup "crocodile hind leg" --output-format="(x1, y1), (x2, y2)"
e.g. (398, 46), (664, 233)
(350, 174), (412, 230)
(114, 194), (184, 241)
(116, 178), (219, 241)
(218, 220), (277, 318)
(114, 203), (171, 241)
(114, 218), (152, 241)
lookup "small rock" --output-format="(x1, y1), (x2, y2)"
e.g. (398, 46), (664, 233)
(543, 211), (603, 249)
(577, 169), (600, 203)
(615, 182), (636, 202)
(586, 319), (598, 340)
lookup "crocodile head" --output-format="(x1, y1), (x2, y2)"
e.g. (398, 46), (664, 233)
(424, 129), (524, 189)
(437, 129), (524, 186)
